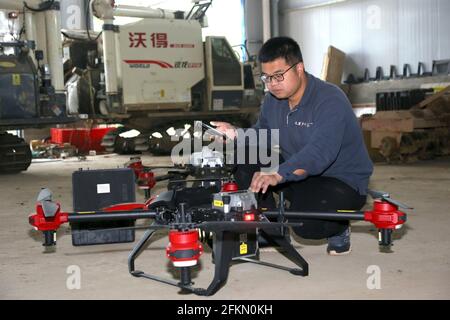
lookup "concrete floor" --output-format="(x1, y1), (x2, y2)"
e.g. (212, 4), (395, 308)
(0, 154), (449, 300)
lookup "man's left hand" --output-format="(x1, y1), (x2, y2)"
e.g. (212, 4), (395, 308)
(250, 172), (283, 194)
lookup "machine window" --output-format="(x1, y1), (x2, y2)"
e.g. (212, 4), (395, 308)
(210, 38), (241, 86)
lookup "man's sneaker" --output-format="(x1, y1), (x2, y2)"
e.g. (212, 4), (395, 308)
(327, 227), (352, 256)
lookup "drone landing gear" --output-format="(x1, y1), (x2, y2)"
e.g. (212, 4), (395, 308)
(128, 227), (309, 296)
(128, 228), (208, 296)
(236, 229), (309, 276)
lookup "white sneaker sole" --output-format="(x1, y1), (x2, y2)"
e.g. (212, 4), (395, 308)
(327, 245), (352, 256)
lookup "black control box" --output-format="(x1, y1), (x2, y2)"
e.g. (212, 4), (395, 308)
(71, 168), (136, 246)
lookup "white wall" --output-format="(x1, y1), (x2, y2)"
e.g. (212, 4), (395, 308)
(277, 0), (450, 80)
(244, 0), (264, 59)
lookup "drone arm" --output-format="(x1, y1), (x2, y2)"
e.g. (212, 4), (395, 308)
(264, 200), (407, 247)
(68, 210), (157, 223)
(29, 201), (158, 247)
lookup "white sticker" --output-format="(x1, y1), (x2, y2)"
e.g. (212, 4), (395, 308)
(244, 89), (255, 96)
(97, 183), (110, 194)
(213, 99), (223, 110)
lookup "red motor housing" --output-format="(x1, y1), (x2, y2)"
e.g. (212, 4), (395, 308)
(364, 200), (407, 230)
(127, 158), (144, 178)
(126, 158), (156, 191)
(137, 171), (156, 190)
(28, 203), (69, 246)
(221, 181), (238, 192)
(28, 203), (68, 232)
(166, 230), (203, 267)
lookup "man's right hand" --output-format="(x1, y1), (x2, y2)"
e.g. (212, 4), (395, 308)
(210, 121), (238, 140)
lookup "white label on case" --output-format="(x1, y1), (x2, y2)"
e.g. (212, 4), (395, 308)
(97, 184), (110, 194)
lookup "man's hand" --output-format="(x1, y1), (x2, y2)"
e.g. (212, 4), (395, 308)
(210, 121), (238, 140)
(250, 172), (283, 194)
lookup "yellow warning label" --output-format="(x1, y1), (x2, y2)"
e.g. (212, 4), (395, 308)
(337, 210), (356, 213)
(78, 211), (96, 215)
(213, 200), (223, 207)
(0, 61), (16, 68)
(12, 74), (21, 86)
(240, 242), (248, 255)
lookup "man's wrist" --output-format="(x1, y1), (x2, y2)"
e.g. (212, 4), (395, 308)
(275, 172), (284, 183)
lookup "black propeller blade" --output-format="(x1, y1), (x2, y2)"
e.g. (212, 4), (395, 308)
(168, 177), (233, 184)
(368, 190), (413, 209)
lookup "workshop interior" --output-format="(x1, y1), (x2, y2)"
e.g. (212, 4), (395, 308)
(0, 0), (449, 301)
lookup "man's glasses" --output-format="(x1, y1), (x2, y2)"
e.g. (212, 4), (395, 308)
(260, 62), (299, 84)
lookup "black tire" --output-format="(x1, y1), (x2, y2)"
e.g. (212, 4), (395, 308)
(101, 127), (148, 155)
(0, 133), (32, 173)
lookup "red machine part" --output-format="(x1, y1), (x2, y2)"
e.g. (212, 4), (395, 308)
(126, 159), (156, 191)
(221, 181), (239, 192)
(137, 171), (156, 190)
(50, 127), (115, 153)
(364, 200), (407, 229)
(127, 159), (144, 177)
(28, 203), (68, 231)
(103, 203), (147, 211)
(144, 195), (157, 207)
(166, 230), (203, 267)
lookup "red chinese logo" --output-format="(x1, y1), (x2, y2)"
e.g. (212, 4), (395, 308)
(151, 33), (168, 48)
(129, 32), (147, 48)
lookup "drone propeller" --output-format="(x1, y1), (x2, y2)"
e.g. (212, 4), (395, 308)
(125, 156), (186, 171)
(368, 190), (413, 209)
(168, 177), (232, 184)
(37, 188), (52, 202)
(37, 188), (59, 218)
(145, 165), (186, 170)
(153, 172), (190, 182)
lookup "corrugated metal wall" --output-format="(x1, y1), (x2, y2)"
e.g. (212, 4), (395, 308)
(279, 0), (450, 80)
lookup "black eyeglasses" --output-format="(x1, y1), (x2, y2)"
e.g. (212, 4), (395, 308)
(260, 62), (299, 84)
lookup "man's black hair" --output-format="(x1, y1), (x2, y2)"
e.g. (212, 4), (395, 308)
(258, 37), (303, 65)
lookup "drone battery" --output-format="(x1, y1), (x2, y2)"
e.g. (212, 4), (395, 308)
(231, 231), (258, 260)
(71, 168), (136, 246)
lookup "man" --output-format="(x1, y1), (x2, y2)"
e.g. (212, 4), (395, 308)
(211, 37), (373, 255)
